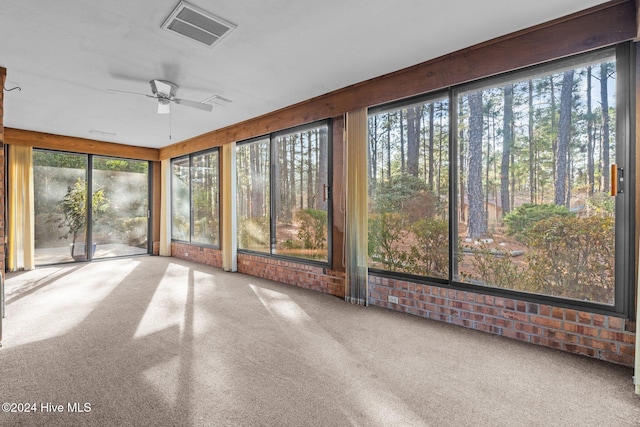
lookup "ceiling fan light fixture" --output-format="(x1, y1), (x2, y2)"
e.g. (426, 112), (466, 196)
(157, 99), (171, 114)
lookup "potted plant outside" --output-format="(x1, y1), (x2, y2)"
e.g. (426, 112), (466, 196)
(57, 178), (109, 261)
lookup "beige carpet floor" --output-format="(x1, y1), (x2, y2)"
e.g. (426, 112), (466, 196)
(1, 256), (639, 426)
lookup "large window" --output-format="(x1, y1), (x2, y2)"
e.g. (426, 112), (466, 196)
(237, 121), (331, 264)
(368, 45), (632, 313)
(171, 149), (220, 246)
(33, 150), (150, 265)
(237, 138), (270, 253)
(368, 95), (450, 280)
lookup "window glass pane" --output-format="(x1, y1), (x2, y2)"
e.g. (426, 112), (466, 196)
(274, 124), (329, 262)
(34, 151), (88, 264)
(191, 151), (219, 245)
(237, 139), (271, 252)
(172, 157), (191, 241)
(92, 157), (149, 258)
(368, 97), (450, 279)
(455, 51), (617, 305)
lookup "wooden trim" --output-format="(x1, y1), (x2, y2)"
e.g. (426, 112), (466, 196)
(160, 0), (636, 160)
(331, 115), (345, 273)
(5, 128), (159, 161)
(635, 42), (640, 310)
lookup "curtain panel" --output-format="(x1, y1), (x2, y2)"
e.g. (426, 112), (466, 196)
(345, 109), (368, 304)
(8, 145), (35, 271)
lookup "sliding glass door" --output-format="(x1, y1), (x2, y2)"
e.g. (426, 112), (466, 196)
(33, 150), (150, 265)
(92, 157), (149, 259)
(33, 151), (88, 264)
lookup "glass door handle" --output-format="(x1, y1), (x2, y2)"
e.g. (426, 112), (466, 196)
(610, 164), (623, 196)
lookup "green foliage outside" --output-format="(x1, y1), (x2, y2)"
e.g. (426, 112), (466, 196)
(503, 203), (572, 243)
(295, 209), (327, 250)
(369, 173), (448, 278)
(119, 217), (148, 247)
(57, 178), (110, 252)
(466, 215), (614, 303)
(409, 218), (449, 277)
(524, 216), (614, 301)
(586, 193), (615, 217)
(369, 212), (409, 271)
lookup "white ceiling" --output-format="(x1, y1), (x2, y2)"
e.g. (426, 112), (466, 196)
(0, 0), (609, 149)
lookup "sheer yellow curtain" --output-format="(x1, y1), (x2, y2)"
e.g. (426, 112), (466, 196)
(159, 159), (172, 256)
(8, 145), (35, 271)
(221, 142), (237, 272)
(345, 108), (368, 304)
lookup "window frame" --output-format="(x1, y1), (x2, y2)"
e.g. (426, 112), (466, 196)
(170, 148), (221, 249)
(237, 119), (333, 268)
(367, 90), (451, 285)
(366, 43), (634, 317)
(33, 148), (153, 265)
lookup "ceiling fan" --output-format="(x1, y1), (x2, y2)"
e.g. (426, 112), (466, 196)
(108, 79), (213, 114)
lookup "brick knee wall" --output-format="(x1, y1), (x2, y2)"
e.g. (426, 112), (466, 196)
(171, 242), (222, 269)
(369, 275), (636, 367)
(237, 253), (345, 298)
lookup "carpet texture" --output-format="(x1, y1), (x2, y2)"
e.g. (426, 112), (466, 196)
(0, 256), (638, 426)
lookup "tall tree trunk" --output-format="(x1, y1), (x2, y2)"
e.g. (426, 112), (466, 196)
(386, 113), (392, 180)
(399, 110), (405, 173)
(528, 80), (535, 203)
(318, 126), (328, 211)
(550, 75), (557, 183)
(586, 66), (595, 197)
(555, 70), (574, 207)
(289, 137), (296, 220)
(249, 143), (263, 218)
(306, 131), (314, 209)
(369, 116), (378, 192)
(428, 104), (435, 190)
(459, 101), (466, 223)
(406, 106), (421, 177)
(436, 103), (443, 197)
(468, 91), (486, 238)
(501, 84), (513, 215)
(601, 62), (611, 192)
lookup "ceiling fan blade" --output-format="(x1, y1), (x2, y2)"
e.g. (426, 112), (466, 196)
(173, 98), (213, 112)
(107, 88), (155, 98)
(157, 100), (171, 114)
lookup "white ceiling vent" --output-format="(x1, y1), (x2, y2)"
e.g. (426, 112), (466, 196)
(162, 1), (236, 48)
(201, 94), (232, 106)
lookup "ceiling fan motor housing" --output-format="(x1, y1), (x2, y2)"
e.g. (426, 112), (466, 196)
(150, 79), (178, 98)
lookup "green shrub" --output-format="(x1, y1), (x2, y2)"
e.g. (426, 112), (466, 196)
(408, 218), (449, 278)
(295, 209), (327, 250)
(524, 215), (614, 302)
(368, 212), (409, 271)
(373, 173), (424, 210)
(586, 192), (615, 217)
(467, 244), (523, 290)
(503, 203), (571, 243)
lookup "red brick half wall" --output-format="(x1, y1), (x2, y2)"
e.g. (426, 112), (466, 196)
(369, 275), (636, 367)
(237, 253), (345, 298)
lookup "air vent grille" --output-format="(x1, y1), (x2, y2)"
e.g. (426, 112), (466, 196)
(162, 1), (236, 48)
(202, 94), (233, 106)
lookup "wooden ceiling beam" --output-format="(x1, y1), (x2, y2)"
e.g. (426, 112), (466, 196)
(4, 128), (160, 161)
